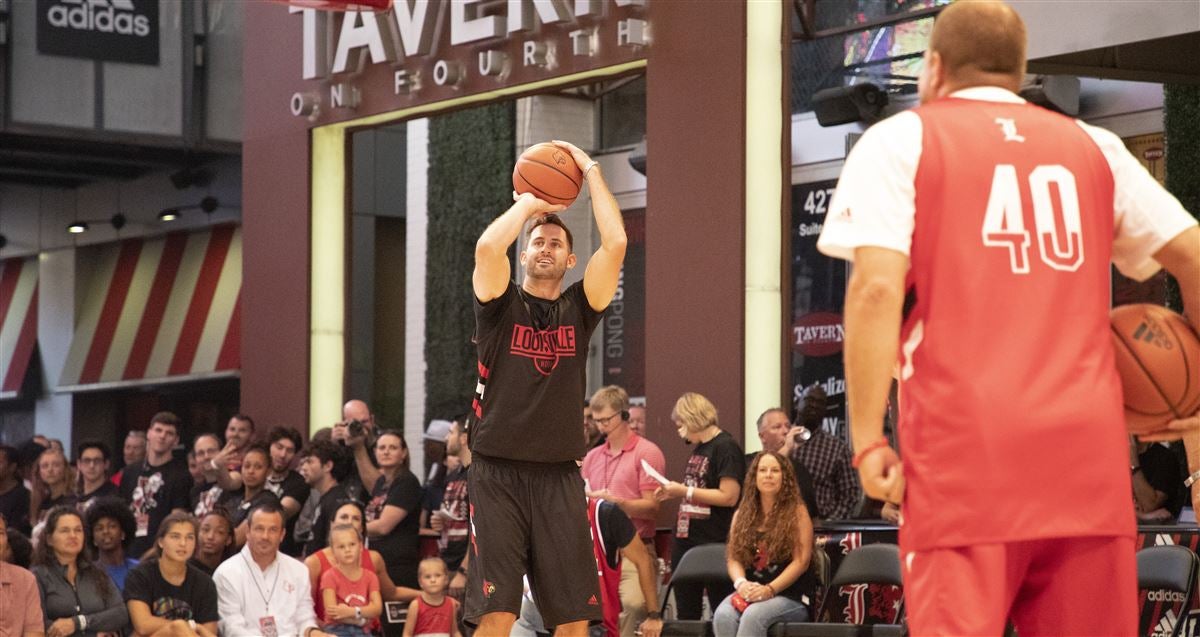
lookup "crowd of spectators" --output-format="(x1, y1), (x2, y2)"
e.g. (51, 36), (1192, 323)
(1, 384), (1189, 637)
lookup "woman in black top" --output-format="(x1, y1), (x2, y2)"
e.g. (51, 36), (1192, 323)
(124, 511), (219, 637)
(712, 452), (815, 637)
(32, 506), (129, 637)
(221, 444), (280, 548)
(364, 430), (422, 588)
(188, 509), (234, 576)
(654, 392), (745, 620)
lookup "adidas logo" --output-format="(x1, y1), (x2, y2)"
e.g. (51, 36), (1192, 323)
(1146, 589), (1187, 603)
(47, 0), (152, 37)
(587, 594), (599, 606)
(1151, 608), (1176, 637)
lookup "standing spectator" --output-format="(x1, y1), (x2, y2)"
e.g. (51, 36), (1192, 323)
(84, 498), (139, 590)
(317, 524), (382, 636)
(120, 412), (192, 557)
(221, 445), (281, 548)
(75, 443), (118, 513)
(713, 453), (815, 637)
(421, 419), (452, 492)
(187, 452), (205, 487)
(402, 557), (460, 637)
(30, 449), (75, 527)
(362, 431), (421, 588)
(213, 501), (329, 637)
(112, 431), (147, 487)
(654, 392), (744, 620)
(790, 386), (860, 520)
(0, 445), (31, 536)
(753, 409), (819, 519)
(0, 512), (44, 637)
(124, 512), (219, 637)
(581, 385), (666, 637)
(330, 400), (379, 501)
(265, 427), (308, 557)
(189, 434), (225, 519)
(207, 414), (256, 492)
(628, 405), (647, 438)
(33, 507), (130, 636)
(431, 419), (471, 598)
(296, 440), (349, 557)
(189, 509), (234, 576)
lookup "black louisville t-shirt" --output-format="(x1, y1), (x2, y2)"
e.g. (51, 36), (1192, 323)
(366, 471), (422, 581)
(123, 559), (219, 624)
(438, 465), (470, 571)
(120, 457), (192, 556)
(677, 431), (745, 544)
(473, 281), (604, 463)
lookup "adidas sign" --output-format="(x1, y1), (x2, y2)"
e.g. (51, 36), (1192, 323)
(47, 0), (151, 37)
(1147, 589), (1187, 603)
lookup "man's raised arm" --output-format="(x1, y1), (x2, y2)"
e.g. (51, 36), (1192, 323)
(473, 194), (564, 303)
(553, 141), (626, 311)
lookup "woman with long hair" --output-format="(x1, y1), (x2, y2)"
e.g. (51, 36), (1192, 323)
(30, 448), (76, 527)
(84, 497), (139, 589)
(712, 452), (815, 637)
(124, 511), (219, 637)
(32, 506), (129, 637)
(188, 509), (234, 576)
(364, 430), (422, 588)
(654, 392), (745, 620)
(305, 500), (419, 626)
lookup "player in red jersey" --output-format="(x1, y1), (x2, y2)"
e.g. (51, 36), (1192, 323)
(818, 2), (1200, 635)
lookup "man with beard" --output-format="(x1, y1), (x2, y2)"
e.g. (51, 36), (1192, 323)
(208, 414), (256, 491)
(432, 417), (471, 599)
(264, 427), (308, 556)
(467, 140), (625, 636)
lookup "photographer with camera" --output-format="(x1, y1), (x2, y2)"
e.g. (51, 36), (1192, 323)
(330, 400), (378, 501)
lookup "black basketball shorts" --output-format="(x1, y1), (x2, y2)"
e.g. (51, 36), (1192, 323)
(463, 454), (602, 628)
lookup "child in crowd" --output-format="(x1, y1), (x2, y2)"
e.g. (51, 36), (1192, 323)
(320, 523), (383, 636)
(403, 557), (461, 637)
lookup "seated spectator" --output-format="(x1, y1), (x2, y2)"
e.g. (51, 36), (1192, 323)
(628, 405), (647, 438)
(85, 497), (139, 590)
(189, 434), (224, 520)
(124, 511), (218, 637)
(31, 449), (76, 527)
(33, 506), (130, 636)
(713, 453), (815, 637)
(0, 444), (31, 537)
(318, 524), (382, 636)
(0, 512), (44, 637)
(75, 442), (118, 512)
(361, 431), (421, 588)
(402, 557), (460, 637)
(5, 526), (34, 570)
(213, 501), (328, 637)
(220, 445), (281, 548)
(790, 386), (861, 520)
(189, 510), (234, 576)
(752, 408), (819, 519)
(112, 431), (147, 488)
(654, 392), (744, 620)
(305, 500), (418, 624)
(1132, 437), (1185, 522)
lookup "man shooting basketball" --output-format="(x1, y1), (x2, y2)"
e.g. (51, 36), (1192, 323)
(818, 1), (1200, 634)
(468, 140), (626, 636)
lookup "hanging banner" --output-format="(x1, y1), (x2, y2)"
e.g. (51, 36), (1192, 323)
(603, 208), (645, 397)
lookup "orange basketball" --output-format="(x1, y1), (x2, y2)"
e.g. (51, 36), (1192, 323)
(1110, 304), (1200, 434)
(513, 143), (583, 207)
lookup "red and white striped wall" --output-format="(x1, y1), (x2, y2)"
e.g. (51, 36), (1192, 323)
(58, 225), (242, 392)
(0, 257), (39, 399)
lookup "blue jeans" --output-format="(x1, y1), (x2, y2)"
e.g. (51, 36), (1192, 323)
(712, 594), (809, 637)
(323, 623), (368, 637)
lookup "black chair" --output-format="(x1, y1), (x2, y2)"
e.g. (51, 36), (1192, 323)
(770, 543), (905, 637)
(661, 543), (729, 637)
(1137, 545), (1199, 637)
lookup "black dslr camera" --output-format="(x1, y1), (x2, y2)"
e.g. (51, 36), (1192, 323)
(338, 419), (366, 445)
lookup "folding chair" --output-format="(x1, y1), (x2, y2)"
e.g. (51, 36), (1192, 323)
(660, 543), (730, 637)
(769, 543), (905, 637)
(1137, 545), (1200, 637)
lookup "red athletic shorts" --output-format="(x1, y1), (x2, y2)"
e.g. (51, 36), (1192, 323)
(902, 535), (1137, 636)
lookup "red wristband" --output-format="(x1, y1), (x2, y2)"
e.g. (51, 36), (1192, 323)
(852, 437), (891, 468)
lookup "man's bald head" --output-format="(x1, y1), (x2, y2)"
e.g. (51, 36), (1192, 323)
(342, 400), (373, 425)
(925, 1), (1026, 95)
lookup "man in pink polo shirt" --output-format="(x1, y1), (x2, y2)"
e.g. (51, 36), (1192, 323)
(0, 512), (44, 637)
(582, 385), (667, 637)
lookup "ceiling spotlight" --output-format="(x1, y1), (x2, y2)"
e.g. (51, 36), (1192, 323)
(158, 209), (180, 222)
(68, 221), (89, 234)
(111, 214), (127, 231)
(0, 235), (8, 250)
(199, 196), (218, 214)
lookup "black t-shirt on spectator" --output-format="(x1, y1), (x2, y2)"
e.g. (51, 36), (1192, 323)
(77, 482), (118, 513)
(438, 465), (470, 571)
(124, 558), (219, 624)
(302, 483), (350, 557)
(189, 481), (224, 519)
(676, 431), (744, 546)
(596, 500), (637, 570)
(267, 470), (308, 556)
(223, 489), (282, 528)
(1140, 443), (1185, 519)
(120, 457), (193, 556)
(0, 483), (31, 535)
(472, 281), (605, 463)
(366, 470), (422, 586)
